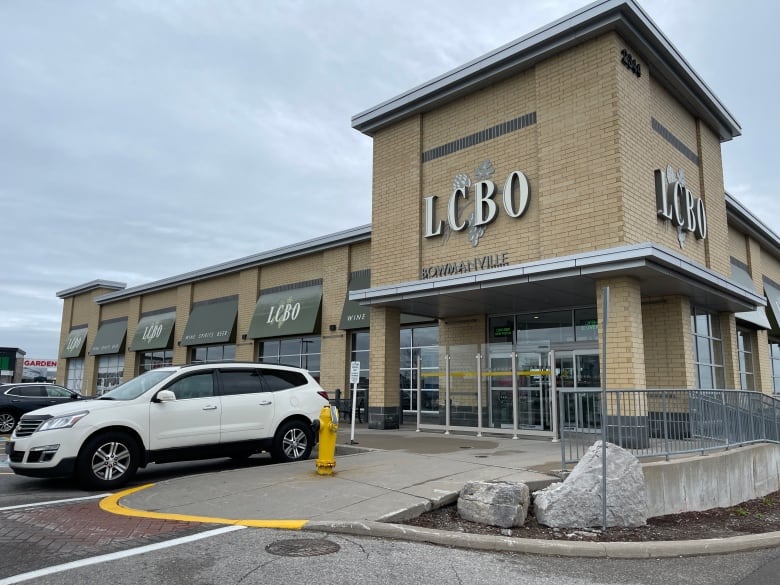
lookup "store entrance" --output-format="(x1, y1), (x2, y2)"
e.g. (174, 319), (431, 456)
(488, 349), (551, 430)
(487, 347), (599, 432)
(554, 350), (601, 430)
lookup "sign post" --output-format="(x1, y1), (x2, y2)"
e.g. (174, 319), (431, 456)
(349, 361), (360, 444)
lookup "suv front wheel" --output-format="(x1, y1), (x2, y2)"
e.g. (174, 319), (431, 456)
(271, 420), (314, 463)
(76, 431), (139, 490)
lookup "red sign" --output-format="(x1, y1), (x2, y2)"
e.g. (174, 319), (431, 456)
(24, 359), (57, 368)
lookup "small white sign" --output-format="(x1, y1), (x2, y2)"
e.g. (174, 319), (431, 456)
(0, 370), (13, 376)
(349, 361), (361, 384)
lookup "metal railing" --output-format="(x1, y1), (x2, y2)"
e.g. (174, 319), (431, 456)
(559, 388), (780, 469)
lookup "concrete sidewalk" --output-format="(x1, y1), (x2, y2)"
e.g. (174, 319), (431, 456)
(120, 425), (563, 524)
(114, 425), (780, 558)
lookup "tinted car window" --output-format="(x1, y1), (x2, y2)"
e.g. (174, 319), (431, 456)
(9, 386), (44, 397)
(219, 369), (264, 396)
(166, 372), (215, 400)
(261, 369), (307, 392)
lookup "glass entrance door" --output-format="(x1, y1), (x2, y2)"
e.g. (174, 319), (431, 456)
(488, 351), (551, 430)
(558, 350), (600, 430)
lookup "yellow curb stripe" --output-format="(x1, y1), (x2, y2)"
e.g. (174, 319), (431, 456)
(100, 483), (308, 530)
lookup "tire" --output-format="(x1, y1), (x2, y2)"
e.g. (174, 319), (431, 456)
(0, 411), (17, 434)
(271, 420), (314, 463)
(76, 431), (139, 490)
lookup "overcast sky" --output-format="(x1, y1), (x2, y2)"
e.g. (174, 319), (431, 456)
(2, 0), (778, 360)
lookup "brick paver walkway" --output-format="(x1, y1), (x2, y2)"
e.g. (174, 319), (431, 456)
(0, 500), (215, 578)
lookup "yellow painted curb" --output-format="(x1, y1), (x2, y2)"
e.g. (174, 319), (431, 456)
(100, 483), (308, 530)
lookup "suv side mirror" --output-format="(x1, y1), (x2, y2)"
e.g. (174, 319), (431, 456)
(154, 390), (177, 403)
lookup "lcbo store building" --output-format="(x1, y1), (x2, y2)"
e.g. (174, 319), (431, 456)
(55, 0), (780, 440)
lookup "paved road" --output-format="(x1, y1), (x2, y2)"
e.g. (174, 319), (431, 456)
(5, 525), (780, 585)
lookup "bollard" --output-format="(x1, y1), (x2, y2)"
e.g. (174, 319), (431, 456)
(315, 405), (338, 475)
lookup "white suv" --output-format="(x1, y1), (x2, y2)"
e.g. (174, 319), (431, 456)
(6, 362), (329, 489)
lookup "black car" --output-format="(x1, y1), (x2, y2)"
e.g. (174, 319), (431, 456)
(0, 383), (82, 433)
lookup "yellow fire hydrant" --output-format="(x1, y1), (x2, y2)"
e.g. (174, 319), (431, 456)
(315, 405), (338, 475)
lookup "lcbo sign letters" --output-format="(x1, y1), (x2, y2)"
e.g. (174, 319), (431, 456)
(655, 165), (707, 244)
(424, 170), (531, 238)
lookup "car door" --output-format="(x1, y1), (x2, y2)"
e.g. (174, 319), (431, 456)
(148, 370), (221, 450)
(42, 385), (79, 405)
(6, 385), (54, 413)
(217, 367), (274, 444)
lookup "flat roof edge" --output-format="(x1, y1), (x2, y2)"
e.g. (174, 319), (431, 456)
(352, 0), (740, 141)
(56, 280), (127, 299)
(93, 224), (372, 304)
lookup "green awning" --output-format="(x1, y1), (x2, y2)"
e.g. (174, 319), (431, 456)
(129, 311), (176, 351)
(181, 297), (238, 346)
(765, 280), (780, 332)
(90, 319), (128, 355)
(339, 272), (370, 330)
(60, 327), (88, 359)
(731, 260), (771, 329)
(248, 285), (322, 339)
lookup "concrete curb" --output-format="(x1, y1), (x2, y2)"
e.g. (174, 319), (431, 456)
(302, 520), (780, 558)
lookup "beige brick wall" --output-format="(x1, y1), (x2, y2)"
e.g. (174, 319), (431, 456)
(536, 34), (623, 258)
(728, 229), (748, 264)
(349, 241), (371, 271)
(173, 284), (193, 364)
(642, 295), (695, 388)
(697, 120), (730, 275)
(369, 307), (401, 407)
(760, 250), (780, 285)
(320, 247), (349, 392)
(236, 268), (260, 362)
(370, 116), (422, 286)
(597, 276), (646, 390)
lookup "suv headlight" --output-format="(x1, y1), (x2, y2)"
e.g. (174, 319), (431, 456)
(37, 410), (90, 431)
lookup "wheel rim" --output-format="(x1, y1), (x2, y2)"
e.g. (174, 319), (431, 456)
(91, 441), (131, 482)
(282, 428), (308, 459)
(0, 414), (15, 433)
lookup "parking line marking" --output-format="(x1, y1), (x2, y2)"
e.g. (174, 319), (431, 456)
(101, 484), (309, 530)
(0, 525), (244, 585)
(0, 494), (110, 511)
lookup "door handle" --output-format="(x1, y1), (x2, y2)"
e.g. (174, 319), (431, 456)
(203, 405), (218, 410)
(259, 401), (272, 406)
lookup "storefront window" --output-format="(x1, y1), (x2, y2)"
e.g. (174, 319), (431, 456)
(490, 309), (597, 345)
(258, 336), (321, 381)
(516, 310), (575, 344)
(737, 329), (755, 391)
(138, 350), (173, 373)
(691, 308), (725, 389)
(574, 308), (598, 341)
(192, 344), (236, 364)
(96, 354), (124, 396)
(400, 325), (439, 412)
(66, 359), (84, 393)
(771, 341), (780, 394)
(349, 331), (370, 407)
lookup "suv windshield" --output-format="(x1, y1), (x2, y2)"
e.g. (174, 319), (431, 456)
(99, 370), (177, 401)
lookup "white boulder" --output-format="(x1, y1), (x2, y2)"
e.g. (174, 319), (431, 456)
(457, 480), (530, 528)
(533, 441), (647, 528)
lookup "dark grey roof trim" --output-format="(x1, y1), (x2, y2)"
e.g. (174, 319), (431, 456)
(349, 243), (764, 309)
(726, 193), (780, 261)
(56, 279), (126, 299)
(94, 224), (372, 304)
(352, 0), (740, 141)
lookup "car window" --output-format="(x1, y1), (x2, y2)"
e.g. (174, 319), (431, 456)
(9, 386), (45, 397)
(219, 369), (264, 396)
(261, 369), (307, 392)
(45, 386), (73, 398)
(166, 372), (215, 400)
